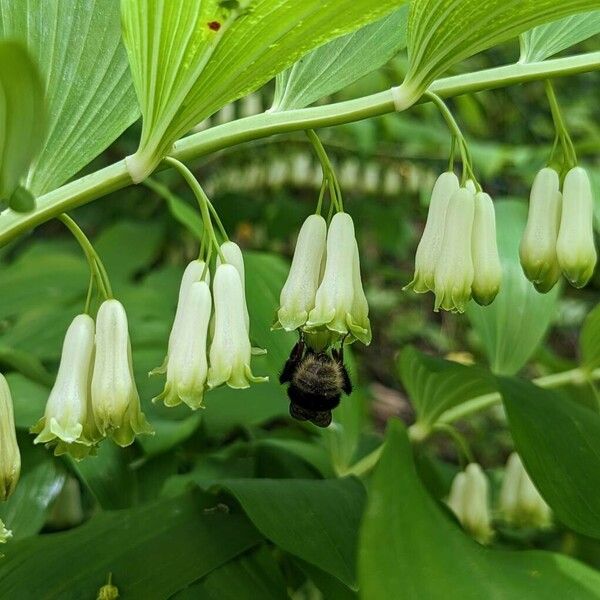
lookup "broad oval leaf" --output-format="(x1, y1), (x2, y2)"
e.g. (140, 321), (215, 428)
(398, 345), (496, 432)
(120, 0), (408, 182)
(0, 492), (262, 598)
(402, 0), (600, 95)
(0, 41), (45, 202)
(466, 201), (560, 375)
(501, 377), (600, 539)
(520, 11), (600, 63)
(271, 6), (409, 112)
(581, 302), (600, 370)
(0, 0), (139, 195)
(359, 419), (600, 599)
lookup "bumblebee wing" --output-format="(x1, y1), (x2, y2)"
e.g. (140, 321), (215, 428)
(341, 364), (353, 395)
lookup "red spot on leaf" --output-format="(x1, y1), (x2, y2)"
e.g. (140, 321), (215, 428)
(208, 21), (221, 31)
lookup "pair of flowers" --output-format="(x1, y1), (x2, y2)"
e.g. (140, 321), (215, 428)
(447, 453), (551, 544)
(274, 211), (371, 347)
(153, 241), (267, 410)
(31, 300), (152, 458)
(520, 166), (597, 292)
(407, 172), (502, 313)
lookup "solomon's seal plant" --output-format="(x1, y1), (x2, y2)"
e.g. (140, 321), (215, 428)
(0, 0), (600, 596)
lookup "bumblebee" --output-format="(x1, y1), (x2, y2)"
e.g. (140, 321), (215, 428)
(280, 339), (352, 428)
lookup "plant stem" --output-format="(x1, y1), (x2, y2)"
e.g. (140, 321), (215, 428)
(0, 52), (598, 247)
(343, 366), (600, 478)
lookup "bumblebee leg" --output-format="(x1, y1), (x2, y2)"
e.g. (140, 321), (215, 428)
(310, 410), (332, 428)
(332, 346), (352, 395)
(280, 341), (305, 383)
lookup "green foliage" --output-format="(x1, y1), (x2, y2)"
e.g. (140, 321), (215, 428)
(467, 201), (560, 375)
(272, 6), (409, 111)
(501, 377), (600, 539)
(404, 0), (600, 93)
(121, 0), (408, 181)
(0, 41), (45, 203)
(581, 303), (600, 370)
(0, 0), (139, 195)
(520, 11), (600, 62)
(359, 420), (600, 599)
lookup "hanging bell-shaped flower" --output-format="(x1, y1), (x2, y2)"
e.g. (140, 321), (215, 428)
(208, 264), (268, 389)
(91, 300), (152, 447)
(447, 463), (493, 544)
(519, 168), (563, 292)
(31, 314), (97, 459)
(306, 212), (370, 342)
(433, 187), (475, 313)
(0, 374), (20, 501)
(154, 281), (212, 409)
(471, 192), (502, 306)
(499, 452), (552, 529)
(556, 166), (597, 288)
(217, 241), (250, 331)
(406, 172), (460, 293)
(152, 259), (209, 376)
(275, 214), (327, 331)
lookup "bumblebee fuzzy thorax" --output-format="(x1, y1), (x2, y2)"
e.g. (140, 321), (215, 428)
(292, 354), (345, 399)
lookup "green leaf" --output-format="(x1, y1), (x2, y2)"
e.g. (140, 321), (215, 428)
(0, 492), (262, 598)
(520, 11), (600, 62)
(214, 477), (366, 589)
(402, 0), (600, 96)
(120, 0), (409, 181)
(0, 440), (65, 539)
(359, 419), (600, 599)
(501, 377), (600, 539)
(581, 303), (600, 370)
(398, 345), (496, 431)
(0, 41), (45, 202)
(0, 0), (139, 195)
(174, 546), (288, 600)
(466, 201), (560, 375)
(5, 373), (47, 429)
(272, 6), (409, 112)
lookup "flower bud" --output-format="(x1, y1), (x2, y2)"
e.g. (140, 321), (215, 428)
(152, 260), (209, 375)
(217, 241), (249, 331)
(447, 463), (493, 544)
(0, 375), (20, 501)
(471, 192), (502, 305)
(208, 264), (268, 389)
(276, 214), (327, 331)
(499, 452), (552, 529)
(557, 166), (597, 288)
(154, 281), (211, 409)
(306, 212), (370, 342)
(32, 314), (97, 458)
(92, 300), (152, 447)
(433, 187), (475, 313)
(406, 172), (460, 293)
(519, 168), (562, 292)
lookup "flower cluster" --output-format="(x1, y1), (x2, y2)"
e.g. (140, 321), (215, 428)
(274, 211), (371, 348)
(406, 172), (502, 313)
(32, 301), (153, 459)
(521, 166), (597, 291)
(154, 242), (267, 410)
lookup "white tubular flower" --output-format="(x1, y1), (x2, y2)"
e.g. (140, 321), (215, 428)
(519, 168), (562, 292)
(32, 314), (97, 459)
(0, 519), (11, 544)
(0, 374), (20, 501)
(447, 463), (493, 544)
(217, 241), (250, 331)
(471, 192), (502, 306)
(433, 187), (475, 313)
(499, 452), (552, 529)
(306, 212), (370, 342)
(557, 166), (597, 288)
(276, 214), (327, 331)
(91, 300), (152, 447)
(154, 281), (212, 410)
(208, 264), (268, 389)
(406, 172), (460, 294)
(152, 260), (209, 375)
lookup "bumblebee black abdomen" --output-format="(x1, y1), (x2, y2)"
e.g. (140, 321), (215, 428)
(287, 384), (341, 412)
